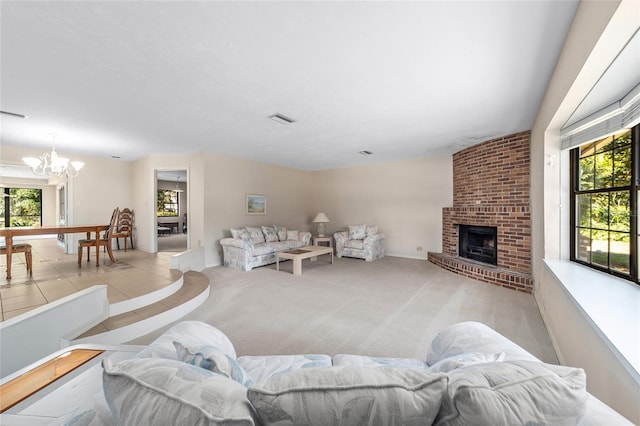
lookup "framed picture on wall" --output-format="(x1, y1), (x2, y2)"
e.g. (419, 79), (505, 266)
(246, 194), (267, 215)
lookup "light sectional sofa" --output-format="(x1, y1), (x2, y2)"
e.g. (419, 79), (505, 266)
(58, 321), (631, 425)
(220, 225), (311, 271)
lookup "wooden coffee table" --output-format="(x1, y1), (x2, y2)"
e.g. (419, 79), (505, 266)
(276, 246), (333, 275)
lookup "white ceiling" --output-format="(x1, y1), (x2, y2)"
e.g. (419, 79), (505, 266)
(0, 1), (581, 171)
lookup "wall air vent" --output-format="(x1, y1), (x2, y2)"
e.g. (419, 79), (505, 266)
(359, 150), (373, 155)
(268, 113), (295, 125)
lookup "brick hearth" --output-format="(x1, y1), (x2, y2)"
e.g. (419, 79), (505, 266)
(428, 131), (533, 293)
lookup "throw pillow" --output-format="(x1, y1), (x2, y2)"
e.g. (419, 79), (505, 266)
(427, 352), (506, 373)
(348, 224), (367, 240)
(239, 229), (252, 243)
(366, 226), (378, 237)
(102, 357), (257, 426)
(245, 226), (265, 244)
(248, 366), (446, 426)
(274, 225), (287, 241)
(174, 342), (254, 387)
(231, 228), (251, 242)
(135, 321), (237, 361)
(286, 230), (299, 241)
(435, 360), (587, 426)
(261, 226), (278, 243)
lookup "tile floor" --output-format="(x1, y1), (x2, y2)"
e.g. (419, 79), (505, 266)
(0, 237), (178, 321)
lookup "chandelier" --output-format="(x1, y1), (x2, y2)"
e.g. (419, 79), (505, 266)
(22, 138), (84, 178)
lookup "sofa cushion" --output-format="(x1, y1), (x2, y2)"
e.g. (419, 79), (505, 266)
(274, 225), (287, 241)
(247, 366), (446, 426)
(252, 243), (276, 256)
(286, 230), (299, 240)
(427, 352), (505, 373)
(237, 354), (332, 385)
(136, 321), (237, 361)
(286, 239), (305, 249)
(261, 226), (278, 242)
(366, 226), (378, 237)
(348, 224), (367, 240)
(333, 354), (429, 371)
(245, 226), (265, 244)
(174, 342), (254, 387)
(269, 241), (288, 252)
(344, 239), (364, 250)
(103, 357), (257, 426)
(435, 360), (587, 426)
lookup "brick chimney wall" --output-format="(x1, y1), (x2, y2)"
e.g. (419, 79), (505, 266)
(429, 131), (532, 292)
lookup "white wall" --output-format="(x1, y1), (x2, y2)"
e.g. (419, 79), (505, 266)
(202, 151), (313, 266)
(2, 141), (454, 266)
(531, 0), (640, 422)
(310, 156), (453, 258)
(131, 155), (194, 253)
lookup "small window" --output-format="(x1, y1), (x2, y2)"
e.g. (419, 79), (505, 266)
(1, 187), (43, 227)
(570, 127), (637, 282)
(157, 190), (179, 217)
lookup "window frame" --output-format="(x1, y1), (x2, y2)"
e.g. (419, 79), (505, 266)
(569, 125), (639, 283)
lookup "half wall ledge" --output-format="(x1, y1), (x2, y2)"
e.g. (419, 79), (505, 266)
(428, 252), (533, 293)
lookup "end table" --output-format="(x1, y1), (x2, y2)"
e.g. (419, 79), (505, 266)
(313, 235), (333, 250)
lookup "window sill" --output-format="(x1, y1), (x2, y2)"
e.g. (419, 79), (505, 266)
(544, 259), (640, 383)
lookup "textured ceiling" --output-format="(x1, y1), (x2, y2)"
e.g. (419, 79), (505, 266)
(0, 1), (580, 171)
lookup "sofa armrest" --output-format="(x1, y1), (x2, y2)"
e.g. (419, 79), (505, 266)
(220, 237), (252, 250)
(334, 231), (348, 245)
(426, 321), (539, 365)
(299, 231), (312, 245)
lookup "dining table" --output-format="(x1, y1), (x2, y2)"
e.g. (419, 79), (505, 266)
(0, 224), (114, 280)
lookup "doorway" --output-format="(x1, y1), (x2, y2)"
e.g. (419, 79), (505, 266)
(156, 170), (188, 253)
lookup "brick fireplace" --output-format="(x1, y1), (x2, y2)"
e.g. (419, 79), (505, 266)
(428, 131), (533, 293)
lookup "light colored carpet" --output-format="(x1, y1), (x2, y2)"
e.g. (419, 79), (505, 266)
(128, 256), (558, 364)
(157, 233), (187, 253)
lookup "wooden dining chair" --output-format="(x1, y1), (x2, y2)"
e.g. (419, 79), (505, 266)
(78, 207), (119, 267)
(113, 208), (134, 251)
(0, 243), (33, 276)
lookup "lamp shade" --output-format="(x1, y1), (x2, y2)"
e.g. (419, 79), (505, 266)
(312, 212), (330, 223)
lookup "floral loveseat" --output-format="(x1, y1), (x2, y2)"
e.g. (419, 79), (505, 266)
(58, 320), (631, 425)
(220, 225), (311, 271)
(334, 224), (385, 261)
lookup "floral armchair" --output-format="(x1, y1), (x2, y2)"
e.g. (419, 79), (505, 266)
(334, 225), (385, 262)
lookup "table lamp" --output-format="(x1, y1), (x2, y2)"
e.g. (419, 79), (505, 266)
(312, 212), (330, 237)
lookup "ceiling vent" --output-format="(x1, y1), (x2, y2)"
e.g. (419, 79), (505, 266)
(359, 150), (373, 155)
(268, 113), (295, 125)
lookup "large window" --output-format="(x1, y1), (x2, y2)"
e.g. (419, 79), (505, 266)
(570, 126), (638, 282)
(157, 190), (179, 217)
(1, 187), (43, 227)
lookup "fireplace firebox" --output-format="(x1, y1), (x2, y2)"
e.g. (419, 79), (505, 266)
(458, 225), (497, 266)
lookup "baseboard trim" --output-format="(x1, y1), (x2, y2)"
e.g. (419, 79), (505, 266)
(385, 254), (427, 260)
